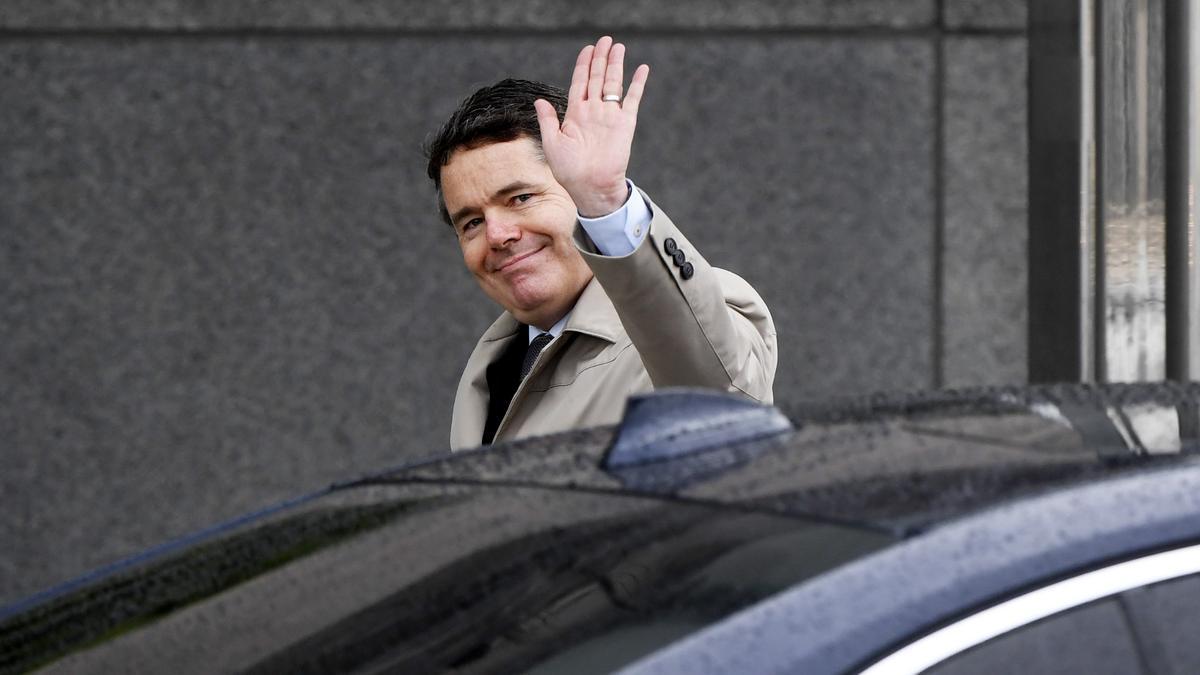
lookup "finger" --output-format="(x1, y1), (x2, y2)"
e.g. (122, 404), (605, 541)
(603, 42), (625, 100)
(622, 64), (650, 115)
(533, 99), (561, 146)
(568, 45), (593, 104)
(587, 36), (613, 100)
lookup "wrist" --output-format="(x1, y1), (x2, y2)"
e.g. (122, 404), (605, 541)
(574, 179), (631, 218)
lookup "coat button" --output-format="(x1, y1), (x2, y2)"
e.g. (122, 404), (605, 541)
(680, 261), (695, 280)
(672, 250), (686, 267)
(663, 238), (678, 256)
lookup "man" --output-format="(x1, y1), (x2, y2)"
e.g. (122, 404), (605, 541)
(427, 37), (777, 450)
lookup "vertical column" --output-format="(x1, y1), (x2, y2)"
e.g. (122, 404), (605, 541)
(1166, 0), (1200, 380)
(1098, 0), (1166, 382)
(1028, 0), (1098, 382)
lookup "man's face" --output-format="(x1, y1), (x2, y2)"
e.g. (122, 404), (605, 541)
(441, 136), (593, 330)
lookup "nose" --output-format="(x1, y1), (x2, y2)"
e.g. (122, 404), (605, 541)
(485, 212), (521, 249)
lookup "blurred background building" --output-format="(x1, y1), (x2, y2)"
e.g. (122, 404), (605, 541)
(2, 0), (1194, 607)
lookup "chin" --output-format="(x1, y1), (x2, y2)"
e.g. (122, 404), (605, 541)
(489, 271), (588, 323)
(508, 296), (557, 323)
(504, 277), (557, 307)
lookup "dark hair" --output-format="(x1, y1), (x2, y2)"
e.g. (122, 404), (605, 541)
(424, 78), (568, 226)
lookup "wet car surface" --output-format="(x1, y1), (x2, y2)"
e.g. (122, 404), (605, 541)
(4, 383), (1200, 674)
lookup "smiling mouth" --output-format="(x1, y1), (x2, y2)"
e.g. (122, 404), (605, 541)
(495, 247), (544, 272)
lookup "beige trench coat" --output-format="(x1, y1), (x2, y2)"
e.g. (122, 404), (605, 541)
(449, 193), (777, 451)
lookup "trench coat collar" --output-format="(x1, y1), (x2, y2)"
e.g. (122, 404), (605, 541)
(561, 276), (622, 344)
(476, 276), (622, 347)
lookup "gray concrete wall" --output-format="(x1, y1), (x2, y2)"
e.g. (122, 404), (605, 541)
(0, 1), (1027, 604)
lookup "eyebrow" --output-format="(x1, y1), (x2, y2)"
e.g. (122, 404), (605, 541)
(448, 181), (538, 225)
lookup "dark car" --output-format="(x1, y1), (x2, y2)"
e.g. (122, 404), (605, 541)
(4, 383), (1200, 674)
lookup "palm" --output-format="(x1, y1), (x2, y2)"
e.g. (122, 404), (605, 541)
(535, 37), (650, 217)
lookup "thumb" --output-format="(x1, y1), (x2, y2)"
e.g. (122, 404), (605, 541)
(533, 99), (561, 147)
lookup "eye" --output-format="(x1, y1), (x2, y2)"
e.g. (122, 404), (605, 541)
(514, 193), (534, 204)
(460, 217), (483, 234)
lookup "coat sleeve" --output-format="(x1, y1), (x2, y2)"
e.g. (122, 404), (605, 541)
(572, 190), (778, 403)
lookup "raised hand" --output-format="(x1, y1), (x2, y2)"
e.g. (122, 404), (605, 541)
(534, 36), (650, 218)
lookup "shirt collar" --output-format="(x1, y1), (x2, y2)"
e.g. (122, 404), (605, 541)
(528, 314), (570, 343)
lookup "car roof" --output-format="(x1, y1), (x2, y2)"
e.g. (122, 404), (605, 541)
(4, 382), (1199, 673)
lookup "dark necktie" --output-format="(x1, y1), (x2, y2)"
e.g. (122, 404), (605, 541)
(521, 332), (554, 380)
(483, 331), (555, 445)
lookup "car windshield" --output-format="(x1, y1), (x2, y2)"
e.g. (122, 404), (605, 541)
(2, 477), (892, 675)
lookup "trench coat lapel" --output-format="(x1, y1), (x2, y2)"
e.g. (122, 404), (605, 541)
(496, 278), (623, 434)
(452, 276), (626, 449)
(451, 312), (522, 449)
